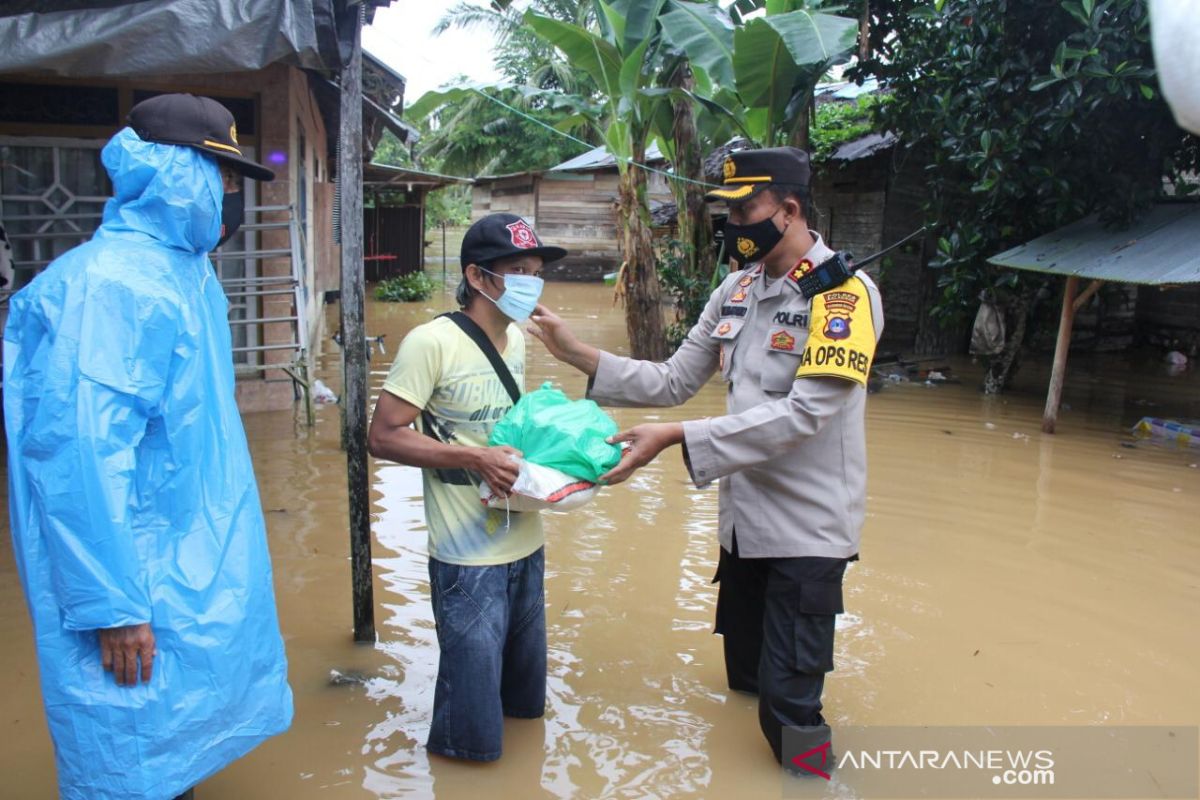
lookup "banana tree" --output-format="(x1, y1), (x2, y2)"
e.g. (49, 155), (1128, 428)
(525, 0), (682, 360)
(660, 0), (859, 147)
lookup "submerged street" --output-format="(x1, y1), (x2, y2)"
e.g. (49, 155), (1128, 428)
(3, 280), (1197, 798)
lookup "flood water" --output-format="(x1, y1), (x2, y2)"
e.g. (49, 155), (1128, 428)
(2, 279), (1198, 798)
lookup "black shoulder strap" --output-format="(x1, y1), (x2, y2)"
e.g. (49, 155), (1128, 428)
(440, 311), (521, 404)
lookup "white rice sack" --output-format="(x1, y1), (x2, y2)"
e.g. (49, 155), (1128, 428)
(479, 458), (600, 512)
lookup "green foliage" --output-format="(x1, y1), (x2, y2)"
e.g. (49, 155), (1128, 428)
(436, 0), (599, 94)
(854, 0), (1200, 323)
(425, 185), (472, 228)
(374, 271), (435, 303)
(412, 1), (603, 178)
(407, 83), (595, 177)
(663, 0), (859, 147)
(810, 95), (886, 162)
(657, 237), (720, 349)
(372, 129), (415, 168)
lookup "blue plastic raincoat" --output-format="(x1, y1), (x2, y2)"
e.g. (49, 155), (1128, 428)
(3, 128), (293, 799)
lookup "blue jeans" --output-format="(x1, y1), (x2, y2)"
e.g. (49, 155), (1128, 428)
(427, 547), (547, 761)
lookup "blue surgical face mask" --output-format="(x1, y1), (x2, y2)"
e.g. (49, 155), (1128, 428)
(478, 266), (544, 323)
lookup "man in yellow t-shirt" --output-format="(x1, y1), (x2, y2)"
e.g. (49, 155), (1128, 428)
(367, 213), (566, 762)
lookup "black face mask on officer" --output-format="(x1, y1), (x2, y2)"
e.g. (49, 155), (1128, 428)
(724, 205), (789, 262)
(218, 189), (244, 248)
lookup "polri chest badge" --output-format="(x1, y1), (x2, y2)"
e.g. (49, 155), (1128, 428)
(771, 330), (797, 351)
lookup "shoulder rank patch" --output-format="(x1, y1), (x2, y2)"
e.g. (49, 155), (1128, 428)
(795, 277), (876, 386)
(788, 259), (814, 283)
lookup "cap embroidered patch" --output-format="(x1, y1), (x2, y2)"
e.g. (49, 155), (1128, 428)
(506, 219), (539, 249)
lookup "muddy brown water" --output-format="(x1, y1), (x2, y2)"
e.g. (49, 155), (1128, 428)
(2, 280), (1198, 798)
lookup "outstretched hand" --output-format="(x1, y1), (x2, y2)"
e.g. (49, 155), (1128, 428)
(599, 422), (685, 486)
(528, 305), (600, 376)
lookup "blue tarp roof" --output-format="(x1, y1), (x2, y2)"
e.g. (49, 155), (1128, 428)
(988, 203), (1200, 285)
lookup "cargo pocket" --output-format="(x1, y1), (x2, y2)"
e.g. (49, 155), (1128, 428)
(793, 581), (843, 674)
(760, 348), (804, 394)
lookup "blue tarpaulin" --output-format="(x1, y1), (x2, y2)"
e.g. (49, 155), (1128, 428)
(3, 128), (292, 799)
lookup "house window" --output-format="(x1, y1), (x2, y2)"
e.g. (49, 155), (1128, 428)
(0, 137), (109, 291)
(0, 136), (260, 365)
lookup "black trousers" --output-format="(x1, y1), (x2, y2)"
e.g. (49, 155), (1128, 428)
(713, 533), (850, 763)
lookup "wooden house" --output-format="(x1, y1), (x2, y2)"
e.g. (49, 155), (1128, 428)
(471, 144), (674, 280)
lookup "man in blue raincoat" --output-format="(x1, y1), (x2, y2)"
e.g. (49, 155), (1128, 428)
(4, 94), (293, 800)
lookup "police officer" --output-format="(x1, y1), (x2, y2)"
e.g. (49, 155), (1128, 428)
(529, 146), (883, 765)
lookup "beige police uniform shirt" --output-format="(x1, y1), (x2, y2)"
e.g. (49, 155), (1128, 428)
(589, 233), (883, 559)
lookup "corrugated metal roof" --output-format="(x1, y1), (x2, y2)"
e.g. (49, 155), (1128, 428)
(831, 131), (898, 161)
(988, 203), (1200, 285)
(814, 78), (881, 101)
(363, 163), (472, 187)
(549, 142), (667, 172)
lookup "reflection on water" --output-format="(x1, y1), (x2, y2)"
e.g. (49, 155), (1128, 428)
(1, 278), (1197, 798)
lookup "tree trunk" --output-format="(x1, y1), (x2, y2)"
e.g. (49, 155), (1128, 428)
(669, 63), (715, 286)
(619, 150), (668, 361)
(858, 0), (871, 64)
(983, 286), (1034, 394)
(790, 93), (813, 151)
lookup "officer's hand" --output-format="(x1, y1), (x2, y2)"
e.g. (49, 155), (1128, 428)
(599, 423), (685, 485)
(474, 445), (522, 498)
(99, 623), (156, 687)
(528, 305), (600, 376)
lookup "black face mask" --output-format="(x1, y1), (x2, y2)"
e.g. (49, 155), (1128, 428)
(218, 190), (244, 248)
(724, 206), (788, 263)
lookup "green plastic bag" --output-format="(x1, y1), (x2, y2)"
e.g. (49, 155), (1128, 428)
(489, 382), (622, 483)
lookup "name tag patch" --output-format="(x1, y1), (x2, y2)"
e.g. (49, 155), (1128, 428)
(773, 310), (808, 327)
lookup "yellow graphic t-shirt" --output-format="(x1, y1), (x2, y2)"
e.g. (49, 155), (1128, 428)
(382, 316), (543, 566)
(795, 274), (878, 386)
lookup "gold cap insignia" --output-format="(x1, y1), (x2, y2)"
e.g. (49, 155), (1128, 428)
(723, 157), (736, 181)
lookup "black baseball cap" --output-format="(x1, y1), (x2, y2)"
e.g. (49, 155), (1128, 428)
(460, 213), (567, 268)
(127, 93), (275, 181)
(705, 146), (811, 202)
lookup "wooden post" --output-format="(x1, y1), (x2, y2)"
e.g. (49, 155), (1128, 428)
(1042, 275), (1080, 435)
(338, 5), (375, 643)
